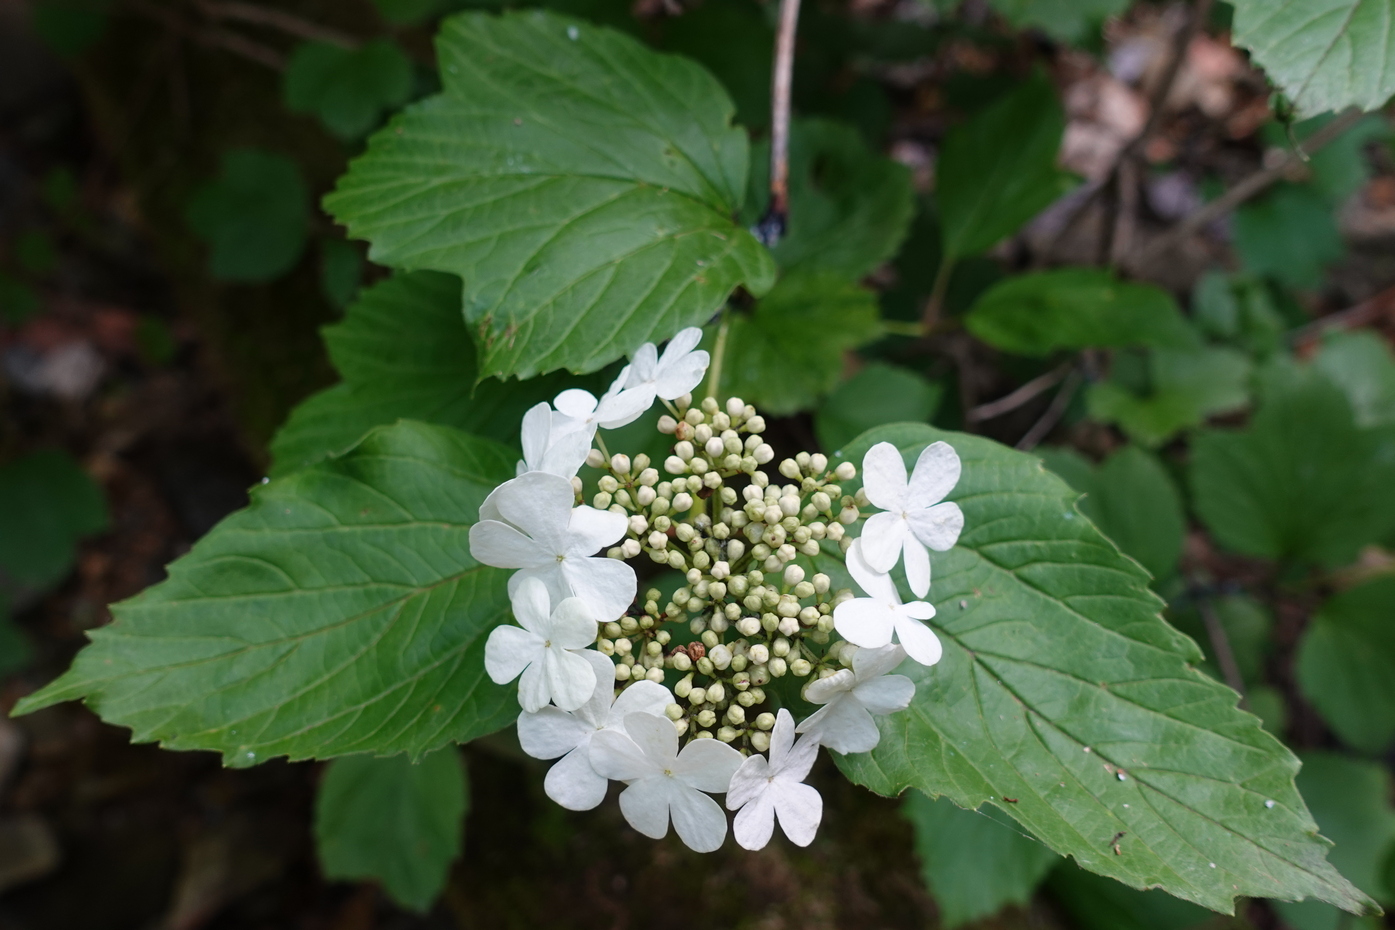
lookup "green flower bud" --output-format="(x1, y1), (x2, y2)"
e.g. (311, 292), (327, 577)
(730, 654), (749, 672)
(769, 657), (788, 677)
(755, 712), (776, 731)
(696, 709), (717, 728)
(665, 703), (685, 721)
(793, 582), (816, 599)
(672, 652), (693, 672)
(615, 663), (632, 681)
(688, 686), (707, 705)
(749, 644), (770, 664)
(696, 656), (715, 676)
(594, 492), (613, 509)
(717, 726), (739, 743)
(725, 704), (746, 725)
(674, 673), (694, 698)
(706, 682), (726, 704)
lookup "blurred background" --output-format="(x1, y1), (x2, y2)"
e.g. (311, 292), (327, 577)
(2, 0), (1394, 927)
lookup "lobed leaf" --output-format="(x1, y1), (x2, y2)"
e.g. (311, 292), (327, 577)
(14, 421), (519, 765)
(0, 450), (108, 590)
(284, 39), (414, 140)
(185, 148), (309, 283)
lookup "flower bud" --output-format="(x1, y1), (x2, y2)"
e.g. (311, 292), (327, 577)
(637, 467), (659, 487)
(646, 667), (665, 682)
(688, 686), (707, 705)
(736, 689), (756, 707)
(689, 617), (706, 635)
(735, 616), (761, 637)
(811, 491), (831, 514)
(689, 458), (708, 475)
(727, 539), (746, 560)
(696, 709), (717, 728)
(779, 496), (800, 517)
(611, 453), (631, 474)
(773, 637), (791, 658)
(791, 658), (812, 677)
(778, 616), (800, 636)
(647, 531), (668, 550)
(783, 564), (805, 586)
(710, 613), (730, 634)
(798, 606), (820, 625)
(749, 644), (770, 664)
(817, 615), (835, 633)
(777, 544), (797, 562)
(723, 434), (743, 455)
(769, 657), (788, 677)
(667, 550), (686, 569)
(763, 505), (783, 525)
(704, 436), (725, 459)
(615, 663), (631, 681)
(754, 443), (774, 464)
(665, 703), (685, 721)
(754, 712), (776, 731)
(692, 551), (711, 570)
(726, 396), (745, 418)
(725, 704), (746, 725)
(694, 423), (713, 444)
(674, 440), (695, 461)
(838, 506), (859, 525)
(594, 492), (613, 510)
(827, 521), (845, 541)
(746, 415), (767, 433)
(706, 682), (726, 704)
(628, 515), (648, 536)
(672, 652), (692, 671)
(663, 455), (686, 475)
(620, 539), (641, 558)
(717, 726), (738, 743)
(778, 459), (800, 480)
(674, 673), (693, 698)
(658, 415), (679, 434)
(673, 492), (694, 512)
(696, 657), (715, 676)
(793, 582), (816, 600)
(620, 616), (640, 634)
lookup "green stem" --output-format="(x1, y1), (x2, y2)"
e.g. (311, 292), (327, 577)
(920, 255), (955, 333)
(881, 319), (927, 338)
(706, 309), (731, 400)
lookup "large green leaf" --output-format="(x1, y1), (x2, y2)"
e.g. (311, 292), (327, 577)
(1234, 184), (1345, 291)
(937, 76), (1076, 260)
(965, 270), (1198, 357)
(744, 119), (915, 280)
(0, 450), (108, 589)
(1087, 345), (1252, 447)
(269, 272), (573, 476)
(326, 10), (775, 380)
(186, 149), (309, 283)
(316, 750), (467, 911)
(904, 790), (1059, 928)
(824, 423), (1374, 915)
(815, 362), (943, 455)
(1047, 861), (1212, 930)
(1296, 578), (1395, 755)
(985, 0), (1130, 42)
(284, 40), (414, 140)
(715, 271), (882, 415)
(1230, 0), (1395, 117)
(1190, 366), (1395, 567)
(1313, 330), (1395, 428)
(13, 422), (519, 765)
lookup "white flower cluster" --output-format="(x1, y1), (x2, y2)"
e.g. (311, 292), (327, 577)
(470, 327), (965, 852)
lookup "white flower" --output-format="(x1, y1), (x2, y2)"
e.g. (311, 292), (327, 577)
(590, 712), (744, 852)
(726, 709), (822, 850)
(517, 651), (673, 811)
(859, 441), (964, 597)
(470, 471), (636, 622)
(484, 577), (598, 713)
(623, 327), (709, 401)
(554, 369), (653, 437)
(834, 539), (942, 667)
(517, 402), (592, 479)
(796, 645), (915, 754)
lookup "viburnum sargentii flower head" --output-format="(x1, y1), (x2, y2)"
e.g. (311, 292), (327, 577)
(468, 326), (964, 852)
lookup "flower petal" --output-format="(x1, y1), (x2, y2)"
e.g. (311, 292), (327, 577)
(781, 733), (821, 784)
(852, 644), (908, 680)
(617, 776), (675, 840)
(483, 625), (539, 685)
(845, 538), (899, 603)
(544, 647), (597, 712)
(607, 679), (674, 727)
(561, 556), (637, 623)
(539, 427), (592, 479)
(596, 384), (654, 430)
(553, 388), (599, 421)
(517, 706), (590, 760)
(566, 505), (629, 555)
(543, 743), (610, 811)
(516, 658), (550, 713)
(803, 668), (855, 704)
(494, 472), (576, 554)
(908, 501), (965, 552)
(861, 442), (909, 511)
(546, 597), (600, 649)
(589, 728), (656, 782)
(798, 696), (880, 754)
(767, 708), (797, 770)
(507, 566), (568, 615)
(902, 599), (936, 621)
(668, 783), (729, 852)
(663, 326), (704, 360)
(675, 738), (743, 793)
(625, 343), (658, 387)
(621, 711), (678, 767)
(895, 616), (943, 667)
(573, 649), (619, 728)
(834, 598), (897, 650)
(772, 782), (823, 847)
(902, 534), (931, 598)
(725, 754), (771, 811)
(732, 790), (776, 851)
(469, 521), (550, 570)
(907, 440), (961, 506)
(519, 402), (552, 472)
(858, 511), (907, 574)
(853, 673), (916, 716)
(655, 354), (708, 400)
(509, 575), (554, 635)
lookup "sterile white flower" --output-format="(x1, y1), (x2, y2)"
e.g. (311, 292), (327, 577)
(517, 402), (592, 478)
(796, 645), (914, 754)
(518, 651), (673, 811)
(834, 539), (942, 667)
(859, 440), (964, 597)
(484, 576), (599, 713)
(470, 471), (636, 622)
(726, 709), (822, 850)
(623, 327), (710, 401)
(554, 369), (653, 437)
(590, 712), (744, 852)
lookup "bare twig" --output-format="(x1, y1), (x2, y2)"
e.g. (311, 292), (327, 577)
(755, 0), (802, 246)
(1198, 596), (1249, 709)
(1288, 284), (1395, 346)
(967, 363), (1070, 422)
(197, 0), (360, 49)
(1135, 107), (1368, 267)
(1015, 369), (1083, 451)
(125, 0), (287, 69)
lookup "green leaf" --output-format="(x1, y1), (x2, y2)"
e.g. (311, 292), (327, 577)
(825, 423), (1375, 915)
(14, 422), (519, 765)
(1297, 113), (1392, 201)
(904, 790), (1059, 928)
(269, 272), (575, 476)
(1234, 183), (1344, 291)
(0, 596), (33, 679)
(1190, 367), (1395, 567)
(966, 270), (1198, 357)
(1168, 594), (1274, 687)
(1230, 0), (1395, 117)
(938, 76), (1077, 260)
(316, 750), (467, 911)
(985, 0), (1130, 43)
(0, 451), (108, 590)
(1190, 271), (1285, 355)
(186, 149), (309, 283)
(744, 119), (916, 280)
(326, 10), (776, 381)
(1312, 330), (1395, 428)
(716, 271), (881, 416)
(1086, 345), (1252, 446)
(1048, 861), (1213, 930)
(373, 0), (441, 26)
(320, 238), (364, 311)
(1297, 577), (1395, 754)
(815, 362), (943, 455)
(285, 40), (414, 140)
(660, 0), (773, 129)
(0, 273), (41, 325)
(1273, 753), (1395, 930)
(1036, 445), (1185, 583)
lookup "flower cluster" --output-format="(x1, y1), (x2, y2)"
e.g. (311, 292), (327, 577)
(470, 328), (964, 852)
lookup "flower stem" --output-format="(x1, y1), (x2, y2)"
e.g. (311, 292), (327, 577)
(706, 309), (731, 400)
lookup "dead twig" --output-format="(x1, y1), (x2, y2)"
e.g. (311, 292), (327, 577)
(967, 363), (1070, 422)
(1015, 368), (1083, 451)
(1288, 284), (1395, 347)
(754, 0), (801, 246)
(1134, 107), (1368, 267)
(125, 0), (287, 69)
(197, 0), (360, 49)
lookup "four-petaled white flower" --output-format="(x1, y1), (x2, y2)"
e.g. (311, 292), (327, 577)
(470, 471), (636, 622)
(726, 709), (822, 850)
(590, 712), (744, 852)
(554, 370), (653, 439)
(859, 440), (964, 597)
(623, 327), (709, 402)
(484, 576), (599, 713)
(517, 651), (673, 811)
(834, 539), (942, 667)
(797, 645), (915, 754)
(517, 402), (592, 479)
